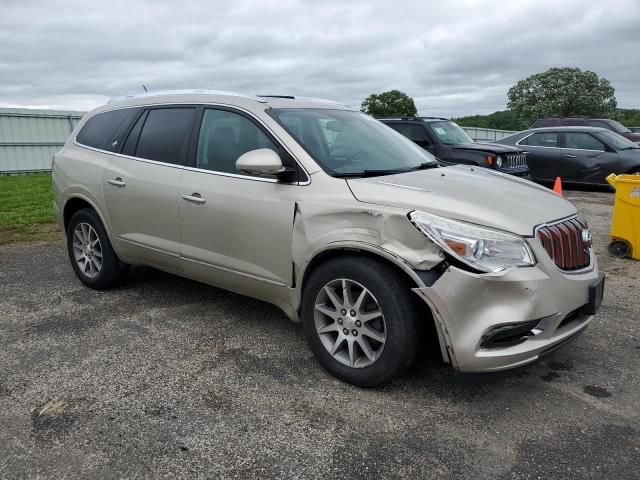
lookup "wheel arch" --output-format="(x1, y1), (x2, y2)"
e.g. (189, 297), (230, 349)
(294, 243), (446, 362)
(63, 194), (110, 235)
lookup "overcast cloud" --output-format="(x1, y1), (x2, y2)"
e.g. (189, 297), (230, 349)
(1, 0), (639, 116)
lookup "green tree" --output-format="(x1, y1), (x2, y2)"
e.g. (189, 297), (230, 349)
(507, 67), (617, 126)
(454, 110), (527, 131)
(616, 108), (640, 127)
(361, 90), (417, 117)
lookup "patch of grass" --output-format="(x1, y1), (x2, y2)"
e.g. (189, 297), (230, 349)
(0, 173), (60, 244)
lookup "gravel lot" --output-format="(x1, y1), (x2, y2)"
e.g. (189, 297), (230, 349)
(1, 190), (639, 479)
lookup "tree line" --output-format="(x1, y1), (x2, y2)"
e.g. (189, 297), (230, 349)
(360, 67), (640, 130)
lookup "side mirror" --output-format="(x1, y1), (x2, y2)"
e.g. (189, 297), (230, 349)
(236, 148), (286, 176)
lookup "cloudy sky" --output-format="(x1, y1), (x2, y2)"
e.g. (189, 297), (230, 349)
(1, 0), (639, 116)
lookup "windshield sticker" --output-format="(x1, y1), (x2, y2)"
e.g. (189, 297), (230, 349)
(434, 127), (446, 135)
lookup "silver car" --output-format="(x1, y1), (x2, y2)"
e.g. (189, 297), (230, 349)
(53, 90), (604, 386)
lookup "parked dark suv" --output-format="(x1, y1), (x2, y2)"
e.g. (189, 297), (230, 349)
(532, 117), (640, 144)
(379, 117), (529, 176)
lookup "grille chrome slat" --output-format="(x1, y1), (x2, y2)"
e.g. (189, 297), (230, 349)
(536, 217), (591, 271)
(505, 153), (527, 170)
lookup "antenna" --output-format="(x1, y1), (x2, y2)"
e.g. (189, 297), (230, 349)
(142, 85), (148, 92)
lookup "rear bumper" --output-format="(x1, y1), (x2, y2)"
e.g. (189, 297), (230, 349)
(412, 239), (600, 372)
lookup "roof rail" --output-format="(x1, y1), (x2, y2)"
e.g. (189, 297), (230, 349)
(257, 95), (349, 107)
(108, 89), (267, 104)
(376, 116), (450, 121)
(374, 116), (417, 120)
(257, 95), (296, 99)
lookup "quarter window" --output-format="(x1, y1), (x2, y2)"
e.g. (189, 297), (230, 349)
(135, 108), (195, 164)
(564, 132), (605, 151)
(521, 132), (558, 147)
(76, 108), (137, 151)
(196, 109), (277, 175)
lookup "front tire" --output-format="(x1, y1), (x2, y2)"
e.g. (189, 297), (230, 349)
(66, 208), (127, 289)
(302, 256), (420, 387)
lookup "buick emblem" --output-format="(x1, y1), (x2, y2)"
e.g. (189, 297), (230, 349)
(582, 229), (592, 249)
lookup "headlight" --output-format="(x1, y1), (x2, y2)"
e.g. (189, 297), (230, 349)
(408, 210), (535, 272)
(496, 155), (503, 168)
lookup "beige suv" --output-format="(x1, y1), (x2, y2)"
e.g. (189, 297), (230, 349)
(53, 90), (604, 386)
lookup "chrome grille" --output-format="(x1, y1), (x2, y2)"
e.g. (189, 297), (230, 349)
(504, 152), (527, 170)
(536, 217), (591, 271)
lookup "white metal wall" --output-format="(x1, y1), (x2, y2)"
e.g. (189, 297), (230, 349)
(461, 127), (515, 142)
(0, 108), (84, 173)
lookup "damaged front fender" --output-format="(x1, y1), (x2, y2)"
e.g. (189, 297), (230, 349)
(291, 200), (444, 316)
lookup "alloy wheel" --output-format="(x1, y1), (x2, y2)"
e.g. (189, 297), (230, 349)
(72, 222), (103, 278)
(314, 278), (386, 368)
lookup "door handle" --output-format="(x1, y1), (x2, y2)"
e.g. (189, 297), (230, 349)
(107, 177), (126, 187)
(182, 193), (206, 204)
(562, 154), (576, 159)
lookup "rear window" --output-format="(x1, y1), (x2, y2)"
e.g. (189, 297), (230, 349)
(532, 119), (557, 128)
(388, 124), (430, 142)
(76, 109), (137, 151)
(134, 108), (196, 164)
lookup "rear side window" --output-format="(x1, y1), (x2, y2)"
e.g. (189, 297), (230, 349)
(520, 132), (558, 147)
(564, 132), (605, 151)
(135, 108), (195, 164)
(76, 109), (137, 151)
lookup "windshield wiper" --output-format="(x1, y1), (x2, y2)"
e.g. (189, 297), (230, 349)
(409, 162), (440, 170)
(334, 162), (440, 178)
(334, 169), (410, 178)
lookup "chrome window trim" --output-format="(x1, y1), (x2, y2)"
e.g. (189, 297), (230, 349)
(532, 214), (595, 275)
(182, 165), (279, 183)
(73, 101), (312, 186)
(516, 132), (606, 153)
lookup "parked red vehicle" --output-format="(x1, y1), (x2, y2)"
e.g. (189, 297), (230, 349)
(532, 117), (640, 144)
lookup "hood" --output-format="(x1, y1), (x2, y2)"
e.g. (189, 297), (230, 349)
(449, 142), (522, 154)
(346, 165), (576, 236)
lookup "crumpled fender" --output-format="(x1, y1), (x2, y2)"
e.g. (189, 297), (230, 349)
(290, 201), (443, 316)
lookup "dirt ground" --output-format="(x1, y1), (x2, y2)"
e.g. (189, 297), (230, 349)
(1, 190), (639, 479)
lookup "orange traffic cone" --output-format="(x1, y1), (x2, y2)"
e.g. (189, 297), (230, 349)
(553, 177), (563, 196)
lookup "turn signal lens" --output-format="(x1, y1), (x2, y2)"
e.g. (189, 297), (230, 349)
(486, 155), (494, 166)
(444, 239), (468, 257)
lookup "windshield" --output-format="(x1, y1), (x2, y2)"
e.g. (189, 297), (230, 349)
(428, 121), (474, 145)
(595, 130), (639, 150)
(267, 109), (438, 176)
(608, 120), (631, 134)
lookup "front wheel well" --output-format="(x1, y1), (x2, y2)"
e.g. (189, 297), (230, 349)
(299, 248), (443, 362)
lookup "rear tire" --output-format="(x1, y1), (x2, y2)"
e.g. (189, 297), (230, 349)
(301, 256), (420, 387)
(66, 208), (128, 289)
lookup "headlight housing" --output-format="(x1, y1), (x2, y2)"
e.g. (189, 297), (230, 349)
(496, 155), (503, 168)
(409, 210), (536, 272)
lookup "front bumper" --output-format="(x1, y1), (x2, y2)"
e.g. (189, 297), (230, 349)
(412, 238), (601, 372)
